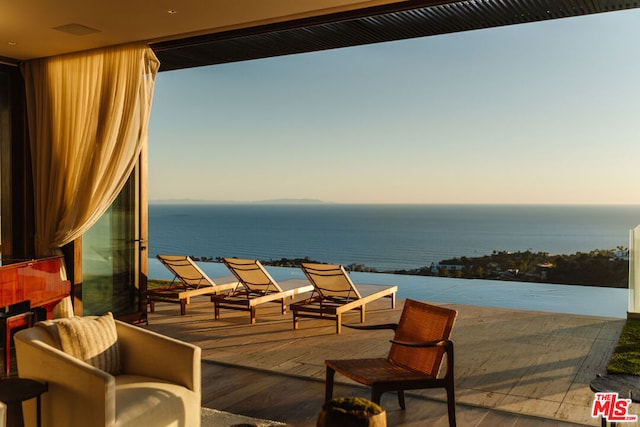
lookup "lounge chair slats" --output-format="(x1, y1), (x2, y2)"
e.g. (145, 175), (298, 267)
(211, 258), (313, 324)
(148, 255), (238, 315)
(291, 263), (397, 334)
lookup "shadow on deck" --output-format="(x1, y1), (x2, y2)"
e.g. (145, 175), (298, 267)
(146, 291), (626, 427)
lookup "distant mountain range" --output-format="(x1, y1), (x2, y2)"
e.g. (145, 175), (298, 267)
(150, 198), (329, 205)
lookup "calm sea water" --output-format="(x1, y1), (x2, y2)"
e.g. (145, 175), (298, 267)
(148, 203), (638, 318)
(149, 203), (640, 271)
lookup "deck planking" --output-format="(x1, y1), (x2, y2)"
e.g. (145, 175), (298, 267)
(145, 295), (622, 426)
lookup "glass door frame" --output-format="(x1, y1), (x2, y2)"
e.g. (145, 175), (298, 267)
(73, 142), (148, 323)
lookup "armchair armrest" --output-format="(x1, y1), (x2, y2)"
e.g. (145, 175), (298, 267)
(116, 321), (201, 393)
(391, 339), (454, 378)
(344, 323), (398, 332)
(390, 339), (453, 348)
(15, 331), (116, 427)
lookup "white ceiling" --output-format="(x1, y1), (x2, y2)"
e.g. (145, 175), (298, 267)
(0, 0), (405, 62)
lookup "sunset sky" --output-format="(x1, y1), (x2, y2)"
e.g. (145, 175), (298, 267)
(148, 9), (640, 204)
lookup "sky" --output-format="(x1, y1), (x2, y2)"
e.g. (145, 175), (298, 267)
(148, 9), (640, 205)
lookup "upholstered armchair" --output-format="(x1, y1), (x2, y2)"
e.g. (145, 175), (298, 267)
(14, 313), (201, 427)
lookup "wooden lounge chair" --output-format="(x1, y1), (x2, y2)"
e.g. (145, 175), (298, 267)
(147, 254), (238, 315)
(291, 262), (397, 334)
(211, 258), (314, 324)
(325, 299), (458, 426)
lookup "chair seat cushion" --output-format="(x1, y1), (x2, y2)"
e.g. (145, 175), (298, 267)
(326, 358), (432, 385)
(115, 374), (199, 427)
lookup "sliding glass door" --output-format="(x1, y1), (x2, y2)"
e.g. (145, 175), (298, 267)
(81, 160), (148, 320)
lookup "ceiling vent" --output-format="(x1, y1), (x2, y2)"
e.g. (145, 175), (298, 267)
(53, 23), (101, 36)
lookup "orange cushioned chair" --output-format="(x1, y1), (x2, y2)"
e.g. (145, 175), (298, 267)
(324, 299), (458, 426)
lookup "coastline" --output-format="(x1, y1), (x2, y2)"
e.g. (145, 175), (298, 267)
(182, 247), (629, 289)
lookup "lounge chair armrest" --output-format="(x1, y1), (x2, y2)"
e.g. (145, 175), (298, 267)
(345, 323), (398, 332)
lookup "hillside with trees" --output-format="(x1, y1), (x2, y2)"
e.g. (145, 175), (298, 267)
(188, 248), (629, 289)
(392, 249), (629, 288)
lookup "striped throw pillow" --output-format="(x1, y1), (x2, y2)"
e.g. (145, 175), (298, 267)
(56, 312), (121, 375)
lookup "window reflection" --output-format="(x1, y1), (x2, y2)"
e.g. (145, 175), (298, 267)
(82, 172), (139, 316)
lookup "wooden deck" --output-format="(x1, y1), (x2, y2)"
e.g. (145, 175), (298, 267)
(145, 290), (626, 427)
(198, 360), (590, 426)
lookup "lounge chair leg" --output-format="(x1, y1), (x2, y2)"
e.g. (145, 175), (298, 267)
(214, 304), (220, 320)
(281, 298), (286, 315)
(360, 306), (366, 323)
(325, 366), (335, 403)
(180, 300), (186, 316)
(391, 293), (396, 308)
(149, 301), (155, 313)
(398, 390), (406, 409)
(293, 312), (299, 330)
(336, 314), (342, 334)
(250, 307), (256, 324)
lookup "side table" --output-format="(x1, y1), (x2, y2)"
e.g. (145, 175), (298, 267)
(590, 374), (640, 427)
(0, 378), (47, 427)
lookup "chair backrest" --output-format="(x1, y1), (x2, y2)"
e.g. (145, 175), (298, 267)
(221, 258), (282, 293)
(156, 255), (214, 288)
(389, 299), (457, 377)
(300, 263), (362, 301)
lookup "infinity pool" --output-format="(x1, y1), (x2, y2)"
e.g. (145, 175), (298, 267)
(148, 259), (628, 318)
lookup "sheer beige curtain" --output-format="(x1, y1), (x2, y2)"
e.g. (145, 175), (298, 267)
(22, 44), (159, 257)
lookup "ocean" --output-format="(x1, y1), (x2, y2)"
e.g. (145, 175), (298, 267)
(149, 203), (640, 272)
(147, 203), (639, 318)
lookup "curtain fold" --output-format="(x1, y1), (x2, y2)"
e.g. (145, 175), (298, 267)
(22, 44), (159, 257)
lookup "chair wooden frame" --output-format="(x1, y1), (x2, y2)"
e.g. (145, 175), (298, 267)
(291, 263), (397, 334)
(147, 255), (238, 315)
(211, 258), (313, 324)
(324, 299), (458, 426)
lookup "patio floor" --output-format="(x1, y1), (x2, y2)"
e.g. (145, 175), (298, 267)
(144, 278), (630, 426)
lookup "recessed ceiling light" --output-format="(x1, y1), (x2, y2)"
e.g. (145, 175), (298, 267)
(7, 41), (17, 46)
(168, 9), (177, 14)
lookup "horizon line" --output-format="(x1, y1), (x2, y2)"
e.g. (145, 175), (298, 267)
(149, 199), (640, 206)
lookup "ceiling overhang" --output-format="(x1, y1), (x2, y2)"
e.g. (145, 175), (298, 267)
(0, 0), (408, 64)
(151, 0), (640, 72)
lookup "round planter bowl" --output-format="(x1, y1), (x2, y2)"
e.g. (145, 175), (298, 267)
(317, 398), (386, 427)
